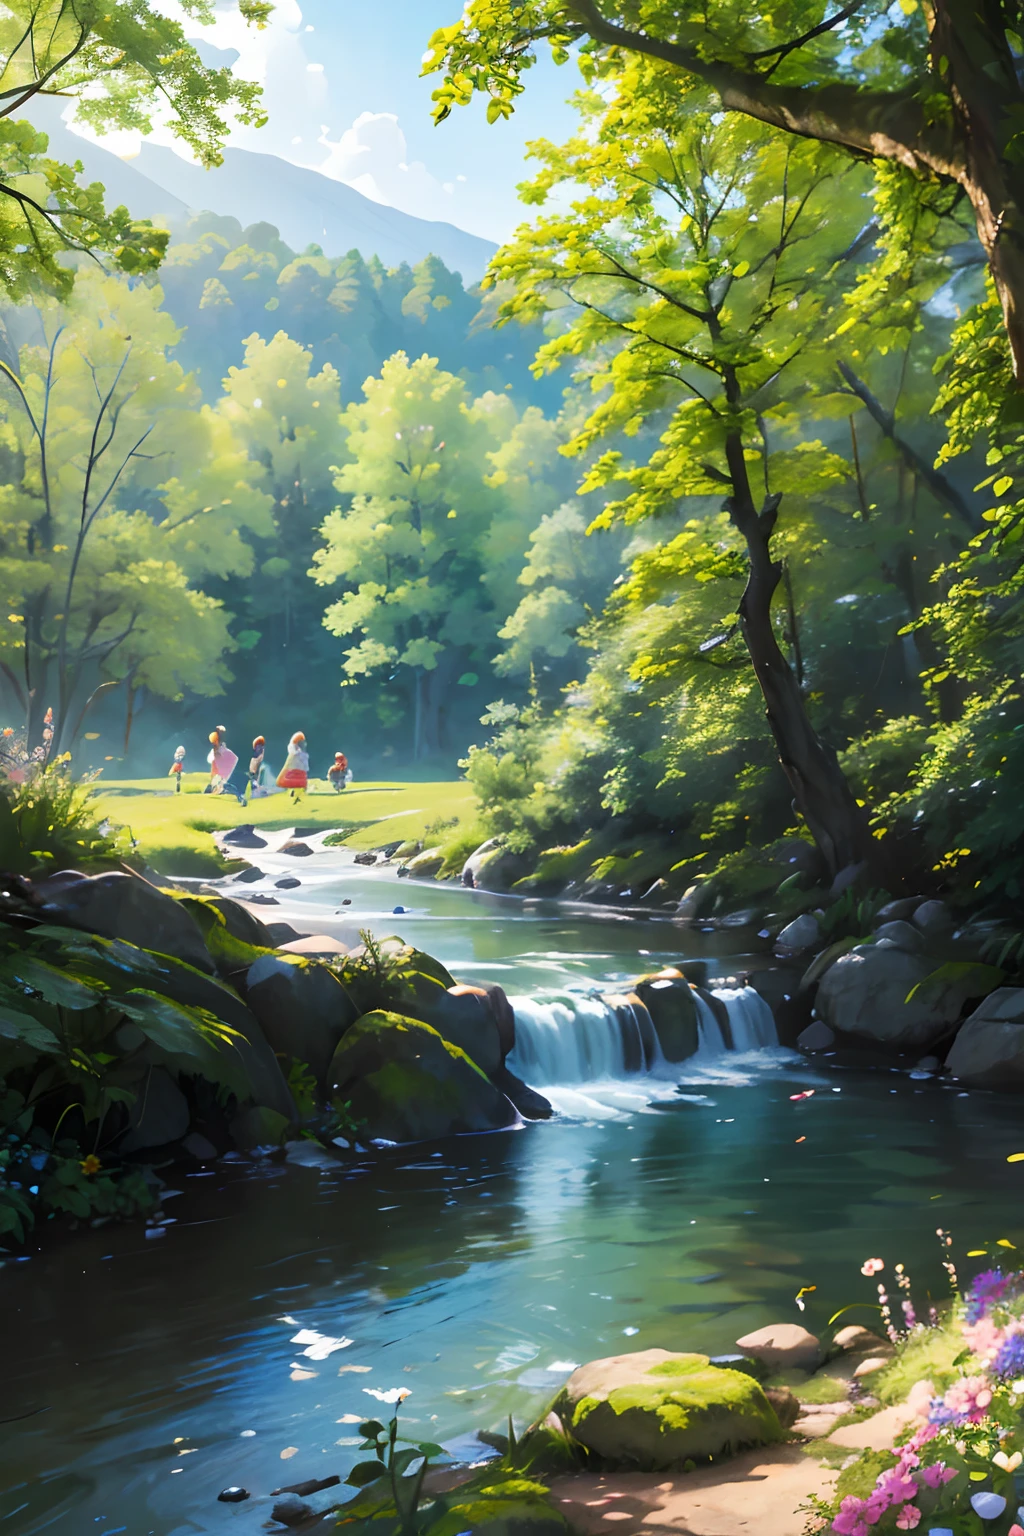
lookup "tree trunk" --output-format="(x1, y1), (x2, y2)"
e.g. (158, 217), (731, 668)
(932, 0), (1024, 380)
(723, 435), (870, 878)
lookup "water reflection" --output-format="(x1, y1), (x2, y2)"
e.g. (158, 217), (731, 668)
(2, 1071), (1024, 1534)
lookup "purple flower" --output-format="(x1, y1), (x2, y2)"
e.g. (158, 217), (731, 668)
(965, 1268), (1020, 1323)
(993, 1331), (1024, 1380)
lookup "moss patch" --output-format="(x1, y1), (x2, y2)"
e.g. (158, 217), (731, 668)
(834, 1449), (898, 1503)
(872, 1317), (962, 1405)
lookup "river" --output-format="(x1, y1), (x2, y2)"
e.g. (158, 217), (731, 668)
(3, 842), (1024, 1535)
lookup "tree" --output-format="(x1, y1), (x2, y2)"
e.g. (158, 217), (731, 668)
(0, 0), (268, 298)
(425, 0), (1024, 379)
(310, 352), (564, 759)
(494, 501), (628, 680)
(0, 272), (273, 752)
(484, 92), (887, 874)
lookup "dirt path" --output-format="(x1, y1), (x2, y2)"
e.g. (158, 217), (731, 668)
(549, 1443), (836, 1534)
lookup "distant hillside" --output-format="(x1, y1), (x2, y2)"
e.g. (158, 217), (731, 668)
(26, 100), (497, 282)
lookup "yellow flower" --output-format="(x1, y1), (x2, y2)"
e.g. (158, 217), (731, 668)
(80, 1154), (102, 1177)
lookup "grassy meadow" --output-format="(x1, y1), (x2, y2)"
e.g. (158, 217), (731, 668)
(93, 774), (478, 877)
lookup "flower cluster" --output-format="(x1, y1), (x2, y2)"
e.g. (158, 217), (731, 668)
(966, 1268), (1020, 1324)
(831, 1432), (957, 1535)
(927, 1375), (992, 1426)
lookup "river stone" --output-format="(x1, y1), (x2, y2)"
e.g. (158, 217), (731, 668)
(833, 1325), (890, 1354)
(328, 1011), (519, 1143)
(493, 1065), (553, 1120)
(913, 899), (954, 937)
(551, 1349), (781, 1470)
(120, 1066), (190, 1151)
(405, 846), (444, 879)
(457, 981), (517, 1060)
(764, 1386), (801, 1430)
(232, 866), (264, 884)
(815, 944), (976, 1048)
(463, 843), (530, 892)
(461, 837), (500, 886)
(632, 972), (699, 1062)
(734, 1324), (822, 1373)
(876, 897), (927, 924)
(246, 953), (359, 1090)
(797, 1020), (835, 1052)
(774, 913), (820, 955)
(280, 840), (314, 858)
(601, 992), (660, 1071)
(945, 988), (1024, 1088)
(873, 920), (925, 952)
(37, 870), (215, 974)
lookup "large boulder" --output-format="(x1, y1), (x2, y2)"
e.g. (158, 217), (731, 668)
(632, 972), (699, 1062)
(493, 1065), (553, 1120)
(458, 981), (517, 1060)
(245, 953), (359, 1090)
(402, 985), (505, 1077)
(946, 988), (1024, 1088)
(815, 944), (980, 1049)
(774, 913), (820, 957)
(37, 870), (215, 974)
(327, 1011), (519, 1144)
(404, 846), (444, 879)
(550, 1349), (781, 1470)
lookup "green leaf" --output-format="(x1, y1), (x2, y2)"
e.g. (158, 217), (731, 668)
(345, 1460), (389, 1488)
(905, 961), (1005, 1004)
(7, 957), (105, 1010)
(358, 1419), (387, 1440)
(390, 1447), (423, 1477)
(0, 1007), (61, 1053)
(413, 1441), (447, 1458)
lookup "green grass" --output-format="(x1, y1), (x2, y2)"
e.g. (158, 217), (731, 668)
(93, 774), (478, 877)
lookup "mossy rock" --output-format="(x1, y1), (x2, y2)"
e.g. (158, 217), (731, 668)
(553, 1349), (783, 1470)
(328, 1010), (518, 1144)
(173, 894), (275, 975)
(245, 952), (359, 1091)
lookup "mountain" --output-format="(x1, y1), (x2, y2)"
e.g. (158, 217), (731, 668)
(25, 100), (497, 282)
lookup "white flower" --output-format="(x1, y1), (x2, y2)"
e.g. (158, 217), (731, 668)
(363, 1387), (411, 1404)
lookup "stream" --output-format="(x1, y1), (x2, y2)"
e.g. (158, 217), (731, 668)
(3, 838), (1024, 1535)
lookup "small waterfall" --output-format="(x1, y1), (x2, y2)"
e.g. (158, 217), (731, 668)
(716, 986), (777, 1049)
(510, 983), (777, 1087)
(508, 994), (660, 1086)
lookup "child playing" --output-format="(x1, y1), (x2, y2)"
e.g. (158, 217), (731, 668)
(168, 744), (185, 792)
(327, 751), (349, 792)
(248, 736), (271, 799)
(276, 732), (309, 802)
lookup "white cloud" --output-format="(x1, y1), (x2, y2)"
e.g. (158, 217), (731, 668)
(316, 112), (456, 220)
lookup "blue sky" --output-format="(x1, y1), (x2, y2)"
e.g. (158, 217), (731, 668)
(78, 0), (582, 245)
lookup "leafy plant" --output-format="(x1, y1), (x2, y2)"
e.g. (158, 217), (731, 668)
(0, 761), (127, 877)
(818, 888), (890, 945)
(345, 1398), (448, 1536)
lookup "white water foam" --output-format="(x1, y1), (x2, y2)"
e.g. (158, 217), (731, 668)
(508, 983), (778, 1112)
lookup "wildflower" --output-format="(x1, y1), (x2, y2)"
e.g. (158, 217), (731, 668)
(831, 1495), (870, 1536)
(79, 1154), (102, 1176)
(362, 1387), (411, 1404)
(919, 1463), (958, 1489)
(965, 1267), (1019, 1323)
(876, 1465), (916, 1503)
(861, 1258), (885, 1276)
(895, 1507), (921, 1530)
(993, 1333), (1024, 1381)
(962, 1315), (1008, 1363)
(994, 1449), (1023, 1472)
(933, 1376), (992, 1424)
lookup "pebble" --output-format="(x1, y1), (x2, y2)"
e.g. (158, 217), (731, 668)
(392, 905), (408, 914)
(217, 1487), (249, 1503)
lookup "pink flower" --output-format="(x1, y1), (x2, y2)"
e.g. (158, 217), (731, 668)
(919, 1462), (957, 1489)
(906, 1423), (939, 1451)
(832, 1496), (870, 1536)
(895, 1506), (921, 1530)
(861, 1258), (885, 1276)
(942, 1375), (994, 1423)
(877, 1467), (916, 1504)
(863, 1489), (892, 1524)
(961, 1316), (1008, 1363)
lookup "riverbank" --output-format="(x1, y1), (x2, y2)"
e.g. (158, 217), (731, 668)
(93, 775), (477, 876)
